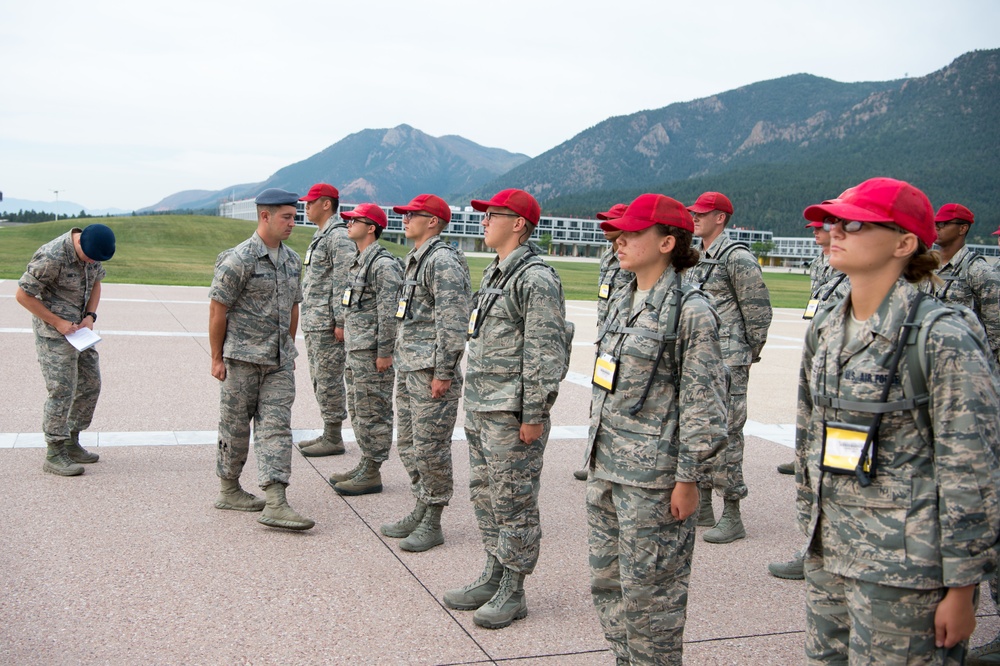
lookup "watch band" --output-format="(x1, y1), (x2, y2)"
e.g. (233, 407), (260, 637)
(85, 311), (98, 322)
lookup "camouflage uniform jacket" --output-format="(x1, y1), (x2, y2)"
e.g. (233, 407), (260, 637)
(796, 279), (1000, 589)
(596, 245), (634, 326)
(394, 235), (471, 380)
(343, 242), (403, 358)
(209, 232), (303, 366)
(587, 268), (727, 489)
(920, 244), (1000, 364)
(18, 229), (106, 339)
(809, 253), (851, 309)
(465, 243), (570, 423)
(685, 233), (772, 365)
(300, 220), (355, 332)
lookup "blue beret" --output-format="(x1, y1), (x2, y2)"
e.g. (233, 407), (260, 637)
(80, 224), (116, 262)
(254, 188), (300, 206)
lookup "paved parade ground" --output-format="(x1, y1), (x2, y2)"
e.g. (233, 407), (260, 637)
(2, 281), (997, 664)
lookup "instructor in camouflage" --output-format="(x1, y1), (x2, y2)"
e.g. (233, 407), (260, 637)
(297, 183), (356, 457)
(379, 194), (471, 553)
(798, 178), (1000, 664)
(585, 194), (727, 664)
(16, 223), (116, 476)
(328, 203), (403, 496)
(443, 188), (573, 630)
(209, 188), (314, 531)
(684, 191), (772, 544)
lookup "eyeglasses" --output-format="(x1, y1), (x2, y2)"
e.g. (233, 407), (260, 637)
(821, 217), (906, 234)
(934, 221), (967, 228)
(483, 211), (521, 222)
(346, 219), (375, 227)
(403, 212), (434, 221)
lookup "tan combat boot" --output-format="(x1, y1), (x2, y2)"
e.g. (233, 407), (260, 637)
(443, 554), (503, 610)
(696, 486), (715, 527)
(333, 458), (383, 496)
(65, 431), (99, 464)
(704, 499), (746, 544)
(298, 422), (345, 457)
(380, 500), (426, 538)
(43, 441), (84, 477)
(328, 458), (364, 484)
(473, 567), (527, 629)
(215, 478), (265, 512)
(399, 504), (443, 552)
(257, 483), (315, 531)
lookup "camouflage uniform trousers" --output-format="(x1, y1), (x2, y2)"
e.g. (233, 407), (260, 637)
(344, 350), (395, 463)
(717, 363), (748, 501)
(805, 547), (972, 665)
(216, 358), (295, 490)
(304, 328), (348, 425)
(395, 367), (461, 506)
(35, 335), (101, 444)
(587, 463), (695, 664)
(465, 410), (549, 575)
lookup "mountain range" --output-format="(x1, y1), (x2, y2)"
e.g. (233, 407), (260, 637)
(142, 48), (1000, 238)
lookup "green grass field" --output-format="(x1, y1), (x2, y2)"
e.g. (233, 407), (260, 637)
(0, 217), (811, 307)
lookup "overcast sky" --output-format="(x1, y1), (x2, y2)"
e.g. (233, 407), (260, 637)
(2, 0), (998, 211)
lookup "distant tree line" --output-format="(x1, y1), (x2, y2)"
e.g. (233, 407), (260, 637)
(0, 209), (116, 223)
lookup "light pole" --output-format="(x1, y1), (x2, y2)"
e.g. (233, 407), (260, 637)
(51, 189), (62, 221)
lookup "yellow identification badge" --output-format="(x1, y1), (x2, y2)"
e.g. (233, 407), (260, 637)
(341, 288), (352, 307)
(599, 283), (610, 300)
(592, 353), (618, 392)
(395, 299), (408, 319)
(467, 308), (480, 335)
(802, 299), (820, 320)
(821, 422), (872, 474)
(303, 248), (313, 266)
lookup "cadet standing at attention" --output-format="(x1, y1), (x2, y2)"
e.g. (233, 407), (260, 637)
(209, 188), (314, 531)
(575, 202), (633, 481)
(297, 183), (356, 458)
(585, 193), (727, 664)
(684, 191), (772, 544)
(16, 223), (116, 476)
(798, 178), (1000, 663)
(327, 203), (403, 496)
(444, 188), (572, 630)
(380, 194), (471, 552)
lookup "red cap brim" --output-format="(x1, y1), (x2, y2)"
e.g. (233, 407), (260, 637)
(803, 201), (895, 223)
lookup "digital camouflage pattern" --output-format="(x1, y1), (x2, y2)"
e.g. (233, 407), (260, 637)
(304, 328), (347, 424)
(394, 235), (471, 507)
(216, 358), (295, 489)
(19, 229), (106, 339)
(464, 242), (572, 574)
(299, 220), (355, 331)
(808, 253), (850, 308)
(343, 243), (403, 462)
(34, 331), (101, 444)
(596, 245), (633, 326)
(209, 233), (302, 366)
(797, 279), (1000, 591)
(394, 236), (471, 379)
(586, 268), (727, 664)
(920, 244), (1000, 365)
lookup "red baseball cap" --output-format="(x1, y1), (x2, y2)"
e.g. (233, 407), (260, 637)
(471, 189), (541, 225)
(341, 203), (388, 229)
(934, 203), (974, 224)
(600, 193), (693, 233)
(300, 183), (340, 202)
(596, 203), (628, 221)
(803, 177), (936, 248)
(992, 227), (1000, 236)
(392, 194), (452, 223)
(687, 192), (734, 215)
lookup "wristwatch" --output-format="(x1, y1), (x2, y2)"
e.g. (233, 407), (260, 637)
(85, 311), (98, 322)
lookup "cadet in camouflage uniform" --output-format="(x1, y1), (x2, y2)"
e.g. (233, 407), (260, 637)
(920, 203), (1000, 366)
(574, 203), (634, 481)
(798, 178), (1000, 664)
(443, 188), (572, 630)
(584, 194), (727, 664)
(379, 194), (471, 553)
(327, 204), (403, 496)
(16, 224), (116, 476)
(297, 183), (356, 457)
(684, 191), (772, 543)
(209, 188), (314, 531)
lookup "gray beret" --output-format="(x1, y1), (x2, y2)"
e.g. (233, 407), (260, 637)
(254, 188), (300, 206)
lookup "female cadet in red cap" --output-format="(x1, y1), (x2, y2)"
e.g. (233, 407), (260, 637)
(797, 177), (1000, 663)
(583, 193), (728, 664)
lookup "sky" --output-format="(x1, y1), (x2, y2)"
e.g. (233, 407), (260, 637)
(2, 0), (999, 212)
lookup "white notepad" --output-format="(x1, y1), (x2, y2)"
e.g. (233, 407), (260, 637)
(66, 327), (101, 352)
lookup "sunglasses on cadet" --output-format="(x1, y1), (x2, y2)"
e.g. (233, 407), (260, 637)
(822, 218), (906, 234)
